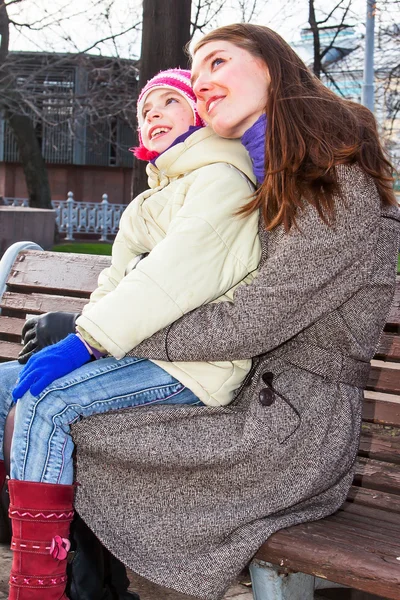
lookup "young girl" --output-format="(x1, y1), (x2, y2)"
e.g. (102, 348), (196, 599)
(0, 68), (261, 599)
(70, 25), (399, 600)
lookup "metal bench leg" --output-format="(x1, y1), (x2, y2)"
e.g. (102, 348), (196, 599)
(250, 559), (315, 600)
(0, 241), (43, 308)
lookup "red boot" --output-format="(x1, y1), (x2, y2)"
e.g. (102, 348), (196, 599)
(8, 479), (74, 599)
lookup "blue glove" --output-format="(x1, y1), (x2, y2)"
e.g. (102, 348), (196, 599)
(12, 334), (92, 401)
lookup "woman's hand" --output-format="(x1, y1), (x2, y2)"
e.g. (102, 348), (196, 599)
(12, 334), (92, 401)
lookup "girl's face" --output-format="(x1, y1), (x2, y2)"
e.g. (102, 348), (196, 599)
(140, 88), (194, 153)
(191, 40), (269, 138)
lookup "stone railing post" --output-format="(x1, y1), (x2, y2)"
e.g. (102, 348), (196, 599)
(100, 193), (109, 242)
(65, 191), (75, 241)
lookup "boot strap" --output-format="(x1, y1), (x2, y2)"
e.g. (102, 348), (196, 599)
(9, 573), (68, 588)
(9, 506), (74, 521)
(11, 536), (52, 555)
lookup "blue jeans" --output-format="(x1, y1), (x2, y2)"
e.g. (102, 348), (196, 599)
(0, 357), (200, 485)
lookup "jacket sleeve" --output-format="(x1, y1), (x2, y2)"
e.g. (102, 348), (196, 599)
(133, 165), (394, 362)
(76, 163), (260, 359)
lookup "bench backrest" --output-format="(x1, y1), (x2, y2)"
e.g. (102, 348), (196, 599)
(0, 250), (110, 361)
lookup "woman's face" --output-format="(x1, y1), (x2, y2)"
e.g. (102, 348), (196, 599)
(191, 40), (269, 138)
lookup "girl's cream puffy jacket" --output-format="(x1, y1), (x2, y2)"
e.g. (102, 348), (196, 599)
(76, 127), (260, 406)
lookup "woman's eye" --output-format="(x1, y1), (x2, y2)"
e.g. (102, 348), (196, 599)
(211, 57), (224, 69)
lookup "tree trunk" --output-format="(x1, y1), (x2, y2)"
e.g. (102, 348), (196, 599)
(308, 0), (321, 79)
(6, 111), (52, 209)
(140, 0), (191, 82)
(131, 0), (192, 197)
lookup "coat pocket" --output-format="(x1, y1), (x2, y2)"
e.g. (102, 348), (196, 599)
(251, 371), (301, 444)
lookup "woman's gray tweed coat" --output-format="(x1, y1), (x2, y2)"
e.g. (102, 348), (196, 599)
(72, 165), (400, 600)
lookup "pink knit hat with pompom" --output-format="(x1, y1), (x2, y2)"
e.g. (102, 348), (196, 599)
(132, 68), (204, 162)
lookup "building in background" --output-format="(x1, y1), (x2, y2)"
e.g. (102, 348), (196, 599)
(0, 52), (139, 204)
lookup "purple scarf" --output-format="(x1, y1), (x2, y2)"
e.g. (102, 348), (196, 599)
(241, 114), (267, 186)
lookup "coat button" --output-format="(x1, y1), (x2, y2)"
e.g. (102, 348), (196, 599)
(262, 371), (274, 385)
(259, 388), (275, 406)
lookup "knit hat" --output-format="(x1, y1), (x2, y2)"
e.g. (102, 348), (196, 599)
(133, 68), (204, 161)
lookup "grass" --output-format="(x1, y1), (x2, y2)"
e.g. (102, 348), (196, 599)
(52, 242), (113, 255)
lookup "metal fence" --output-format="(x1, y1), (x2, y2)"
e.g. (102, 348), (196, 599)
(4, 180), (400, 242)
(2, 193), (126, 241)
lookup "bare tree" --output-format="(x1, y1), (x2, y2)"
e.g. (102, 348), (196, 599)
(235, 0), (269, 22)
(376, 2), (399, 158)
(0, 1), (52, 208)
(303, 0), (399, 164)
(191, 0), (226, 34)
(0, 0), (142, 208)
(306, 0), (354, 79)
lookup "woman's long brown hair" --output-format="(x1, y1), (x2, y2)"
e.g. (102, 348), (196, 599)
(193, 24), (397, 231)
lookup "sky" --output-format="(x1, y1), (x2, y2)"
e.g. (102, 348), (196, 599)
(6, 0), (381, 59)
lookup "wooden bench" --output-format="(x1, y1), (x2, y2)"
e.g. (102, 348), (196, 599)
(0, 243), (399, 600)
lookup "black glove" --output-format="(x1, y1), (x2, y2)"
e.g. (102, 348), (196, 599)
(18, 311), (80, 364)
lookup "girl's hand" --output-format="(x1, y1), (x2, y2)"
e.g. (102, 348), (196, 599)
(12, 334), (91, 401)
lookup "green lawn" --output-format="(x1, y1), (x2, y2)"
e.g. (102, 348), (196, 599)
(52, 242), (113, 255)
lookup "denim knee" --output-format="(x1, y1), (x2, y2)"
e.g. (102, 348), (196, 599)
(0, 361), (22, 459)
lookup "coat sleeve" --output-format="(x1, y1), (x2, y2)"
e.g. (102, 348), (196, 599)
(133, 165), (392, 362)
(76, 163), (260, 359)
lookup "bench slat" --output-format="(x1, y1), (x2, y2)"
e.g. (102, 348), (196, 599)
(374, 332), (400, 361)
(0, 316), (24, 340)
(334, 501), (400, 529)
(363, 392), (400, 427)
(347, 485), (400, 512)
(367, 365), (400, 395)
(255, 515), (400, 599)
(0, 292), (88, 315)
(0, 340), (22, 362)
(354, 456), (400, 495)
(359, 422), (400, 464)
(297, 514), (400, 554)
(7, 251), (109, 295)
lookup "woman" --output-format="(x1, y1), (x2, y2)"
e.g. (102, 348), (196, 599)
(70, 23), (399, 600)
(11, 23), (400, 600)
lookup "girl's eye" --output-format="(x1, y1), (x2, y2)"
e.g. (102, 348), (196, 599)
(211, 57), (224, 69)
(166, 97), (179, 105)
